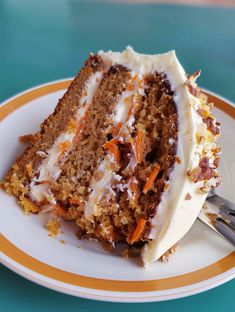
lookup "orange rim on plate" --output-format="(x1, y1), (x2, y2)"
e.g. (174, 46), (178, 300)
(0, 79), (234, 295)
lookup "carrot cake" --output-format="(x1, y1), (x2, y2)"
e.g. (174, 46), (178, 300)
(1, 47), (221, 265)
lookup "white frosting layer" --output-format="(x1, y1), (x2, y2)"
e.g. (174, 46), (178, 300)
(99, 47), (217, 265)
(29, 71), (104, 204)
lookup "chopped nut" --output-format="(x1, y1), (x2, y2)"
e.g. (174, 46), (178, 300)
(213, 157), (220, 168)
(185, 192), (192, 200)
(202, 202), (208, 209)
(203, 117), (220, 135)
(185, 71), (201, 97)
(160, 244), (179, 262)
(191, 157), (214, 183)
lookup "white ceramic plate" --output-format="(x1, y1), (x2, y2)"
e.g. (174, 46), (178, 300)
(0, 79), (234, 302)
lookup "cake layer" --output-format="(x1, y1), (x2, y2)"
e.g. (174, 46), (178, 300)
(51, 65), (131, 204)
(3, 55), (104, 203)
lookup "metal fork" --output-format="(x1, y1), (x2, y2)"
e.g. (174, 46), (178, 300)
(206, 190), (235, 246)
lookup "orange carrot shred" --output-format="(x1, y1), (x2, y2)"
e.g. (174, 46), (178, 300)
(109, 137), (119, 145)
(143, 165), (160, 194)
(135, 130), (144, 164)
(113, 122), (123, 136)
(127, 106), (133, 118)
(129, 178), (135, 193)
(130, 74), (138, 84)
(127, 84), (135, 91)
(138, 79), (143, 88)
(129, 218), (147, 244)
(59, 141), (70, 153)
(103, 138), (120, 163)
(54, 205), (68, 218)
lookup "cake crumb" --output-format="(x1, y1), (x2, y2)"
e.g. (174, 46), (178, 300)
(206, 212), (217, 226)
(46, 218), (61, 237)
(20, 196), (40, 214)
(160, 244), (179, 263)
(175, 156), (181, 164)
(19, 134), (34, 144)
(60, 239), (65, 244)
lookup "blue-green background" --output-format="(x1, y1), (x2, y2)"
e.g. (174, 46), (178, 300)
(0, 0), (234, 311)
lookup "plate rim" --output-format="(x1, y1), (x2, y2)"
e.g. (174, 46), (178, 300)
(0, 79), (234, 302)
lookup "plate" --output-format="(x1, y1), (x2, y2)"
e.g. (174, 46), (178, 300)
(0, 79), (234, 302)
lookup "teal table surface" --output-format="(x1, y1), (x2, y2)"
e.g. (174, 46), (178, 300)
(0, 0), (234, 310)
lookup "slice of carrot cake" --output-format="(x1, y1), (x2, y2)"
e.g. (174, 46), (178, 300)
(1, 47), (221, 265)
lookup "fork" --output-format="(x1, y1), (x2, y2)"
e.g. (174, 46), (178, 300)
(206, 189), (235, 246)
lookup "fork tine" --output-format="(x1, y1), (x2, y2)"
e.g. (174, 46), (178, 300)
(219, 210), (235, 227)
(214, 217), (235, 246)
(207, 193), (235, 211)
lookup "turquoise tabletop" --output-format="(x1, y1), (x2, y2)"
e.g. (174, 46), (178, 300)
(0, 0), (234, 310)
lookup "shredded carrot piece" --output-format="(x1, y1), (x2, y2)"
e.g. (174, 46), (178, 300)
(138, 79), (143, 88)
(129, 178), (135, 193)
(127, 84), (135, 91)
(127, 106), (133, 118)
(103, 138), (120, 163)
(113, 122), (123, 136)
(59, 141), (70, 153)
(143, 165), (160, 194)
(54, 205), (68, 218)
(135, 130), (144, 164)
(130, 74), (138, 84)
(129, 218), (147, 244)
(110, 137), (119, 145)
